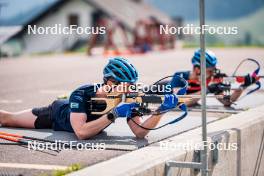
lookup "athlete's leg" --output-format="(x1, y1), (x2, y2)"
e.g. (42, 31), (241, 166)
(0, 109), (36, 128)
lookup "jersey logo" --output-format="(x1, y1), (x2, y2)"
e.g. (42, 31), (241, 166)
(70, 102), (79, 109)
(180, 73), (184, 78)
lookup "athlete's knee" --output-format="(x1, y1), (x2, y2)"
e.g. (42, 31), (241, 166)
(0, 110), (13, 126)
(0, 110), (11, 118)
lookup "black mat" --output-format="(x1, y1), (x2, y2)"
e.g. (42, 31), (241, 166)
(0, 111), (221, 151)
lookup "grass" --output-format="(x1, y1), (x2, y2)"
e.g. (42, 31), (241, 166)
(75, 46), (87, 53)
(40, 164), (83, 176)
(52, 164), (82, 176)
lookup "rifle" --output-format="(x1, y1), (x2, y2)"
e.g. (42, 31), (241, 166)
(88, 75), (190, 130)
(88, 91), (190, 130)
(90, 92), (192, 115)
(212, 58), (262, 99)
(187, 58), (262, 101)
(89, 92), (224, 115)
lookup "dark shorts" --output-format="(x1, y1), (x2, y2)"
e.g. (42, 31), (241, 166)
(32, 100), (70, 130)
(32, 103), (54, 129)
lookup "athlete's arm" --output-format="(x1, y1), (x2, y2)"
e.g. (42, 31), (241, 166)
(217, 89), (243, 106)
(127, 94), (177, 138)
(216, 74), (256, 106)
(70, 113), (111, 140)
(127, 114), (162, 138)
(69, 89), (112, 139)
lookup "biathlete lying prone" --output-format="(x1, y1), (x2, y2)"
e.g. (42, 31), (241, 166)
(0, 58), (181, 139)
(147, 49), (259, 107)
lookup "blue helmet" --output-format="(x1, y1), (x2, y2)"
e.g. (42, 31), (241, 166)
(191, 49), (217, 68)
(103, 57), (138, 83)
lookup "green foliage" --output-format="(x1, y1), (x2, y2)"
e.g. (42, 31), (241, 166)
(184, 7), (264, 47)
(51, 164), (82, 176)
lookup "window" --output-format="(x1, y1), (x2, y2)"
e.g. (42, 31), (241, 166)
(68, 14), (79, 26)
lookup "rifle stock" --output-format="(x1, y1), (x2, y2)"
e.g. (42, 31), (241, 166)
(90, 92), (192, 115)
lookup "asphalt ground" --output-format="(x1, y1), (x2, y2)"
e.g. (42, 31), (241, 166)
(0, 48), (264, 176)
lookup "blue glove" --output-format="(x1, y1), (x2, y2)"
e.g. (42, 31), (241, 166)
(170, 75), (188, 95)
(112, 103), (140, 118)
(170, 75), (182, 88)
(158, 94), (178, 113)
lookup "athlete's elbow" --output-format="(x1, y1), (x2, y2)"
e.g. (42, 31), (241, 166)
(223, 102), (232, 107)
(75, 131), (86, 140)
(135, 134), (146, 139)
(135, 131), (147, 139)
(75, 130), (93, 140)
(221, 100), (232, 107)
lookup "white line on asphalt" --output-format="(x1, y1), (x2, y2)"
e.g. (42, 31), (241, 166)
(0, 100), (22, 104)
(0, 163), (67, 170)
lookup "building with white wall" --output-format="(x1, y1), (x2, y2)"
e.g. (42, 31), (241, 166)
(1, 0), (172, 56)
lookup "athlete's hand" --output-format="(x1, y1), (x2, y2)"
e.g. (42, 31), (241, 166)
(241, 74), (257, 87)
(112, 102), (140, 118)
(157, 94), (178, 113)
(207, 83), (230, 95)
